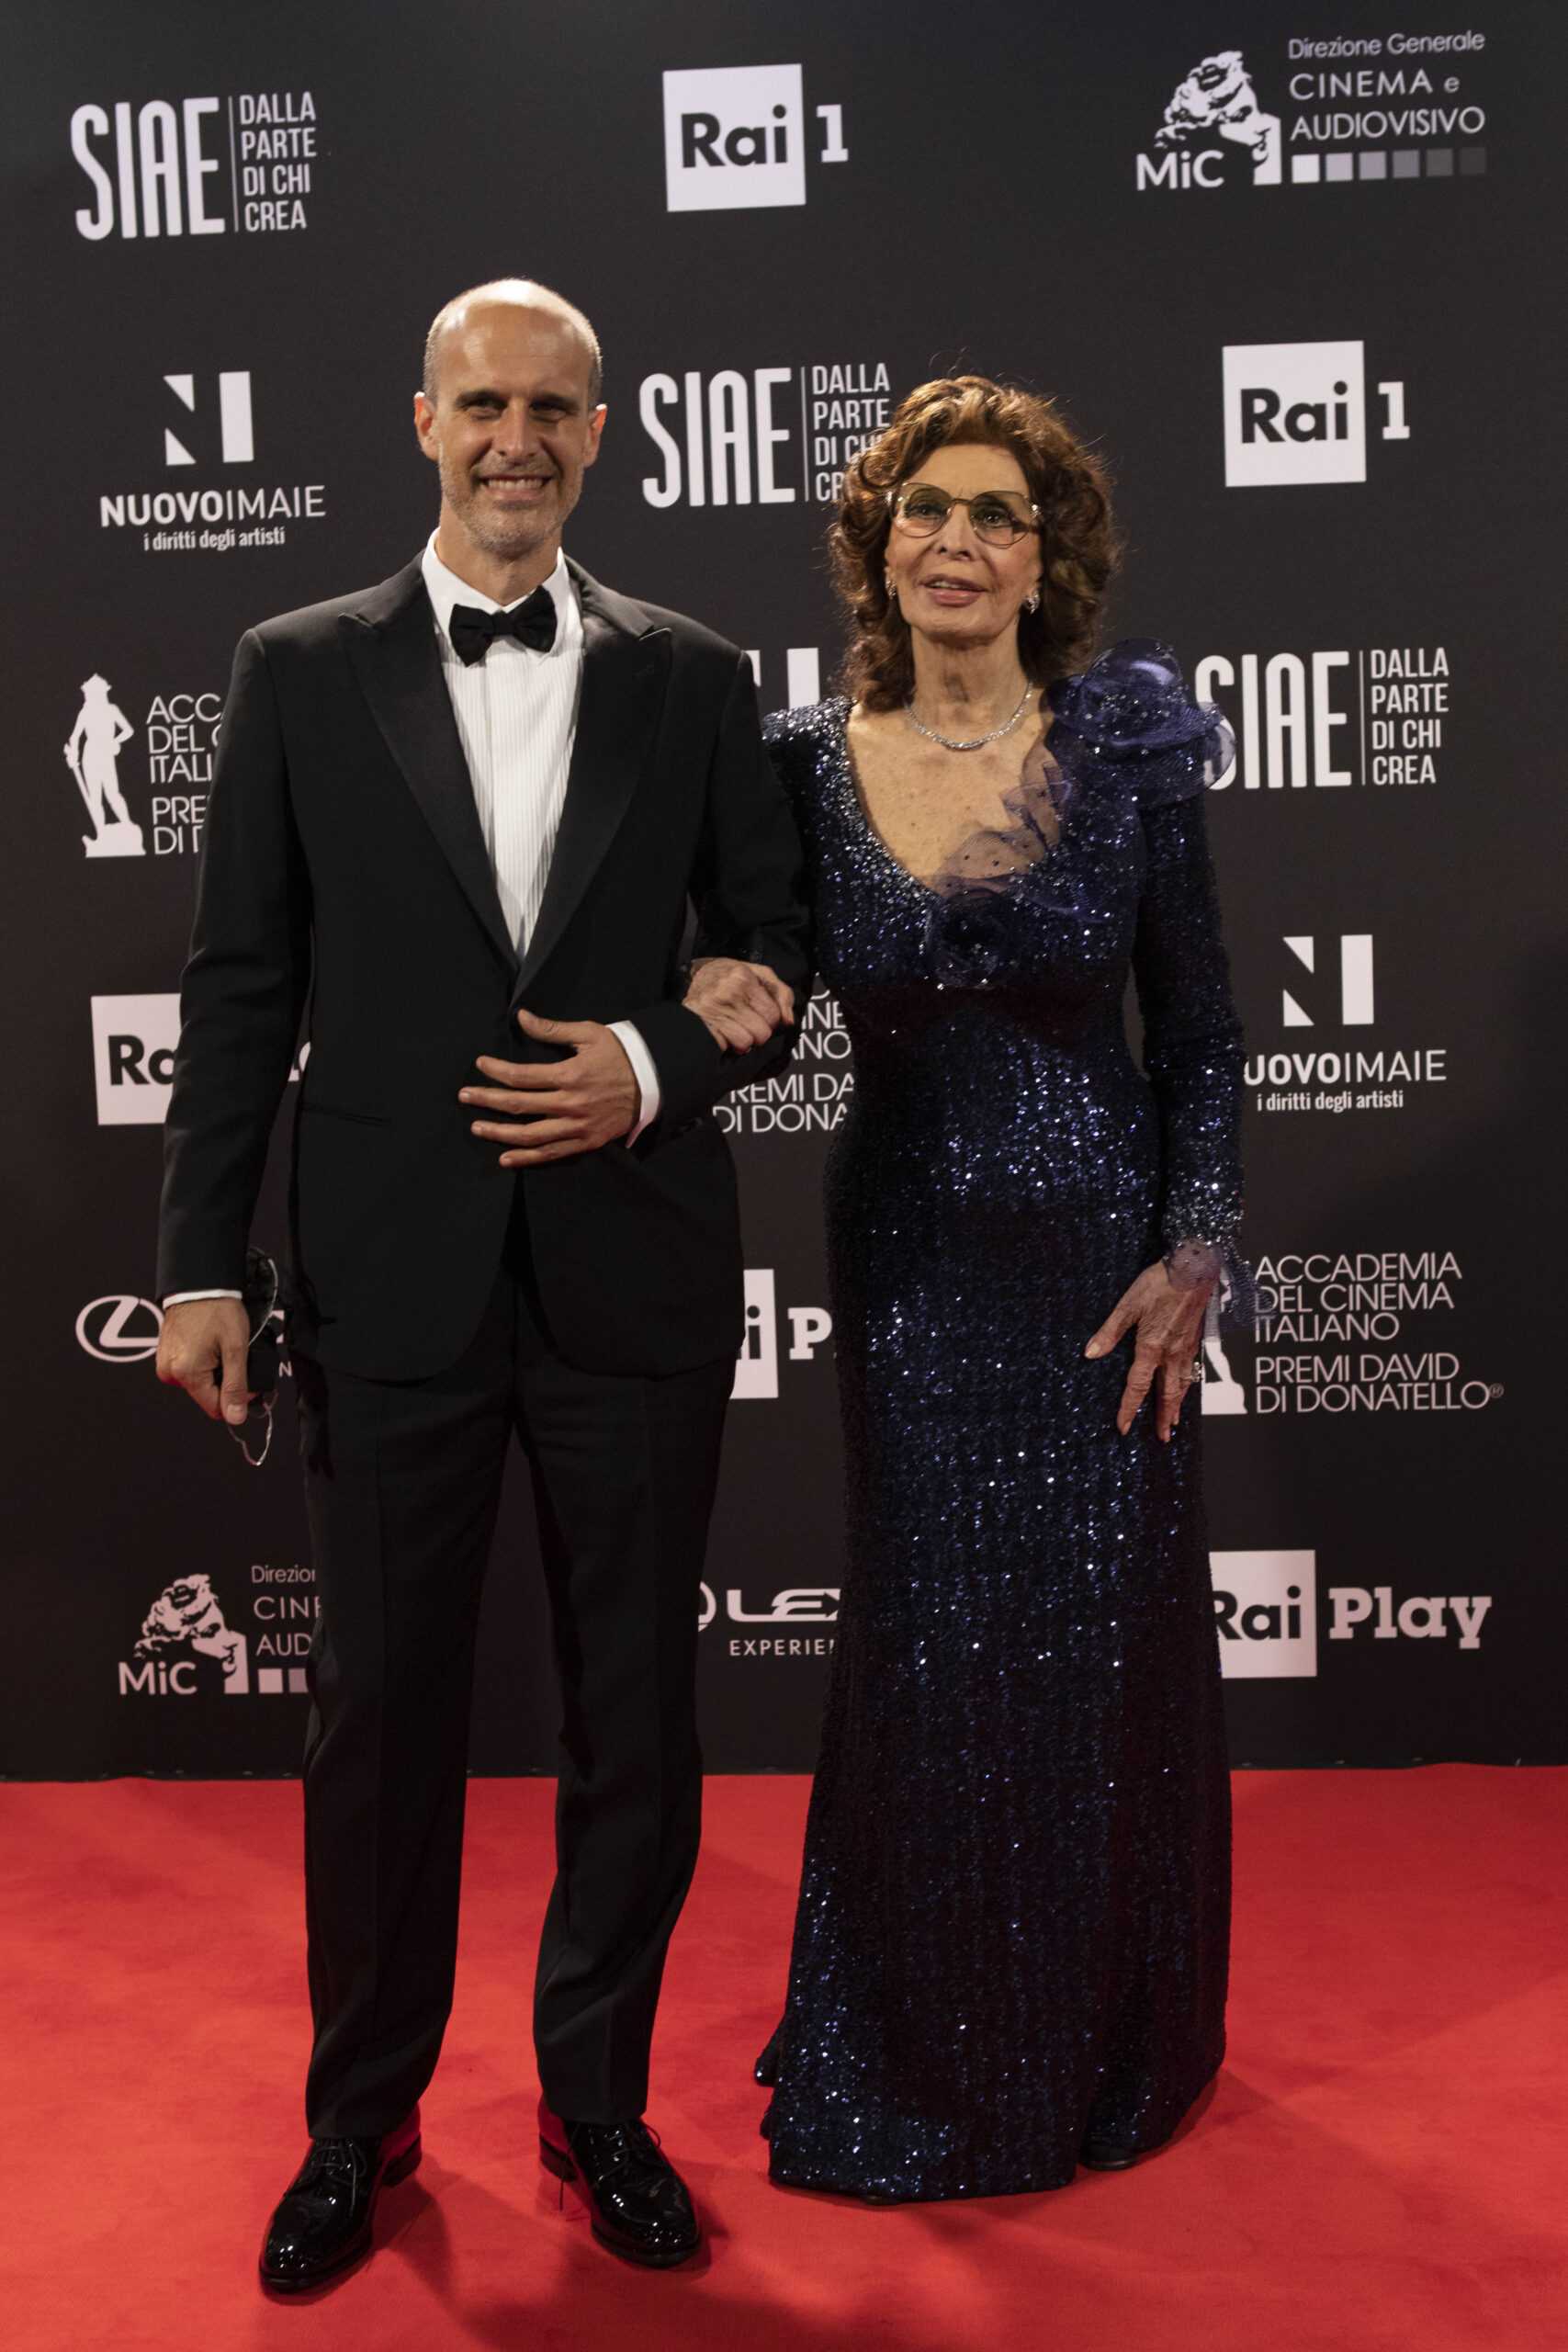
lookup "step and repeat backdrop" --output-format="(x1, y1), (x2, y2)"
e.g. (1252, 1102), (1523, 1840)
(1, 1), (1559, 1776)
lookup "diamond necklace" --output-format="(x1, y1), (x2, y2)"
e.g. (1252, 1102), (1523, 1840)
(903, 683), (1033, 752)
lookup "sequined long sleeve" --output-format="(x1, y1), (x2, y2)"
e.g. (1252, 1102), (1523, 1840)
(1131, 789), (1244, 1251)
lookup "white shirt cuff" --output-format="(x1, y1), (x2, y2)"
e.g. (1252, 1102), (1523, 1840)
(163, 1289), (243, 1306)
(607, 1020), (661, 1144)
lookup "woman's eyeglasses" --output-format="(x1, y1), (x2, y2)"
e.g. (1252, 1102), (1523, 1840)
(886, 483), (1040, 547)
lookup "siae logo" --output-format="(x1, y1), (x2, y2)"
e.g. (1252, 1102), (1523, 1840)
(1211, 1551), (1317, 1678)
(71, 92), (318, 239)
(118, 1574), (249, 1697)
(640, 365), (801, 506)
(662, 64), (847, 211)
(1196, 643), (1450, 794)
(640, 358), (891, 510)
(72, 99), (229, 237)
(1223, 343), (1411, 488)
(1196, 650), (1356, 790)
(1139, 51), (1281, 189)
(91, 992), (181, 1124)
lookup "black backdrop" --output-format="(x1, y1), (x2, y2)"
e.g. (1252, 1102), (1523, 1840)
(2, 1), (1560, 1778)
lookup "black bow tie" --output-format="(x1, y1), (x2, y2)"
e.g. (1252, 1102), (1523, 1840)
(447, 585), (557, 666)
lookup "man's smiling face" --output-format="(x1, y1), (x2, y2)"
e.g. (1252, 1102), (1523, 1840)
(414, 298), (604, 570)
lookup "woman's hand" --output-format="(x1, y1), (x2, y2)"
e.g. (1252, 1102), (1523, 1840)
(1085, 1261), (1213, 1442)
(682, 957), (795, 1053)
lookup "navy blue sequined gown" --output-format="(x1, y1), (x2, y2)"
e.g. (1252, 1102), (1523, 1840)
(758, 641), (1243, 2201)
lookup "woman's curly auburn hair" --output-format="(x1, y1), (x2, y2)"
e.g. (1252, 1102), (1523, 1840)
(830, 376), (1120, 711)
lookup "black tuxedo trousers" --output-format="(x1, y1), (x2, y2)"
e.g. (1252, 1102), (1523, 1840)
(299, 1203), (734, 2135)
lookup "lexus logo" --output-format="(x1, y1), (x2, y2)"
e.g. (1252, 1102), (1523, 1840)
(76, 1294), (163, 1362)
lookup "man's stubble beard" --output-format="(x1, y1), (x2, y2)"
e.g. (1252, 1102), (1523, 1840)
(444, 454), (580, 564)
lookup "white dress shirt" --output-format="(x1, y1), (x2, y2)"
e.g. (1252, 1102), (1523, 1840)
(164, 537), (660, 1306)
(417, 537), (659, 1134)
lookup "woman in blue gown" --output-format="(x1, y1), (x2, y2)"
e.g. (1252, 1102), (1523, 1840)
(755, 377), (1244, 2202)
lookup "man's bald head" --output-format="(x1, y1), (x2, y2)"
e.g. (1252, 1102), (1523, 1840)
(423, 279), (603, 408)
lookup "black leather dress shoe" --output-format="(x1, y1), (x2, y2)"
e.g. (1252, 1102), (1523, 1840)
(259, 2107), (422, 2291)
(538, 2100), (701, 2268)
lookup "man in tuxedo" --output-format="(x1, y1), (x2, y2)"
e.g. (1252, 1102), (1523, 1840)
(155, 279), (808, 2287)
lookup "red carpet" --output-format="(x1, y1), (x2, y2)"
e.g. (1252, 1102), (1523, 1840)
(2, 1768), (1562, 2351)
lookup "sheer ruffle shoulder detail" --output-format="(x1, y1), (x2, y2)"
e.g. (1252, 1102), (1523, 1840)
(1050, 639), (1235, 807)
(930, 755), (1060, 900)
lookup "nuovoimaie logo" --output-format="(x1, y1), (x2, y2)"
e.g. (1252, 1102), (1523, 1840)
(96, 368), (327, 554)
(119, 1574), (249, 1696)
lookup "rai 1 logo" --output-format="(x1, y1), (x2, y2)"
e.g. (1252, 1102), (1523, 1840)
(1224, 342), (1364, 485)
(1222, 342), (1412, 488)
(662, 64), (848, 210)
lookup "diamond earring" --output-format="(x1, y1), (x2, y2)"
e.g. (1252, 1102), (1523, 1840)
(1024, 590), (1041, 613)
(886, 571), (898, 604)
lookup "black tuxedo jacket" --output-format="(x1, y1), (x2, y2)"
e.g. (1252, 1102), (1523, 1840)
(156, 555), (811, 1380)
